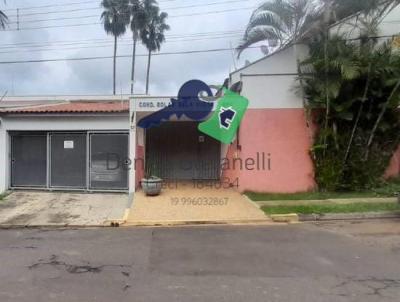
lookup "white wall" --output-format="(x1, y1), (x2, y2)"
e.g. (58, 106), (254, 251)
(0, 114), (129, 193)
(230, 5), (400, 111)
(230, 44), (308, 109)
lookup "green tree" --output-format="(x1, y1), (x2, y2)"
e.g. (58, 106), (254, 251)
(237, 0), (323, 56)
(299, 37), (400, 191)
(141, 1), (169, 95)
(129, 0), (151, 95)
(101, 0), (130, 95)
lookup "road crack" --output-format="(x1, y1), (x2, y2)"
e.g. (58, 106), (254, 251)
(28, 255), (133, 275)
(334, 277), (400, 297)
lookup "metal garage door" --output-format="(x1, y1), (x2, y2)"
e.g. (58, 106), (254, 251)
(10, 132), (129, 191)
(11, 134), (47, 187)
(146, 122), (220, 180)
(89, 133), (129, 190)
(50, 133), (87, 189)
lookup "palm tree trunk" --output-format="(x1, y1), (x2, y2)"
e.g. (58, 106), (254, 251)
(297, 58), (315, 160)
(130, 33), (137, 95)
(113, 35), (118, 95)
(322, 3), (332, 156)
(322, 32), (330, 155)
(145, 49), (152, 95)
(343, 64), (372, 164)
(365, 79), (400, 160)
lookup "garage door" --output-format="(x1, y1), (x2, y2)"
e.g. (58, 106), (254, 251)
(50, 133), (87, 188)
(89, 133), (129, 190)
(10, 132), (129, 191)
(146, 122), (221, 180)
(11, 134), (47, 187)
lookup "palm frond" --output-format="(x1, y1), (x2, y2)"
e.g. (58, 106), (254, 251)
(101, 0), (130, 37)
(0, 9), (8, 29)
(140, 6), (170, 52)
(237, 27), (281, 57)
(247, 11), (287, 38)
(238, 0), (321, 57)
(255, 0), (293, 31)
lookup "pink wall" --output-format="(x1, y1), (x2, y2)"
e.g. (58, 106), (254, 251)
(385, 146), (400, 179)
(135, 145), (145, 189)
(221, 141), (240, 186)
(136, 108), (316, 193)
(223, 108), (316, 193)
(134, 108), (399, 193)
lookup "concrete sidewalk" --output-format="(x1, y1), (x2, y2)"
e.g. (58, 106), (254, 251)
(126, 183), (269, 226)
(0, 191), (128, 227)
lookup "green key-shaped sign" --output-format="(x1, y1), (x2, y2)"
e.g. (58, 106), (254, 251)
(198, 89), (249, 144)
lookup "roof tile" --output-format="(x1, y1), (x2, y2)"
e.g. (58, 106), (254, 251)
(0, 101), (129, 114)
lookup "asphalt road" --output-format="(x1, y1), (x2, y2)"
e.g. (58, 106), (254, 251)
(0, 221), (400, 302)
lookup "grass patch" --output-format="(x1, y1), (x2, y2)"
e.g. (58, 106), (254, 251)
(262, 202), (400, 215)
(0, 192), (9, 201)
(246, 178), (400, 201)
(246, 191), (383, 201)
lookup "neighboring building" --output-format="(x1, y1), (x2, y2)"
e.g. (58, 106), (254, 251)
(0, 95), (223, 195)
(221, 4), (400, 193)
(0, 98), (131, 195)
(225, 45), (316, 193)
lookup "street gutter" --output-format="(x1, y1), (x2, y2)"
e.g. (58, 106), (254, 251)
(299, 211), (400, 222)
(256, 197), (397, 206)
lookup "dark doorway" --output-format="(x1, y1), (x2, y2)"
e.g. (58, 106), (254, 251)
(146, 122), (220, 180)
(11, 134), (47, 187)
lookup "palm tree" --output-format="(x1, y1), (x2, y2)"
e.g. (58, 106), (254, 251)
(129, 0), (143, 95)
(101, 0), (130, 95)
(237, 0), (323, 57)
(141, 2), (170, 95)
(129, 0), (157, 95)
(0, 0), (8, 29)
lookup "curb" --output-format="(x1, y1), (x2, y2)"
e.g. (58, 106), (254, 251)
(124, 218), (272, 227)
(104, 208), (131, 227)
(243, 194), (262, 209)
(299, 211), (400, 222)
(0, 219), (273, 229)
(0, 208), (133, 229)
(0, 225), (109, 229)
(256, 197), (398, 207)
(269, 214), (299, 223)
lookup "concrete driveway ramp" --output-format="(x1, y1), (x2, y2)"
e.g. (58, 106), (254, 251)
(126, 183), (269, 226)
(0, 191), (128, 227)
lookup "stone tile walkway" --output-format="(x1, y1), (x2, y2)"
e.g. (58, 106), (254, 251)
(126, 182), (269, 226)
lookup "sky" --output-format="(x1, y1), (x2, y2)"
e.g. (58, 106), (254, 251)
(0, 0), (265, 96)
